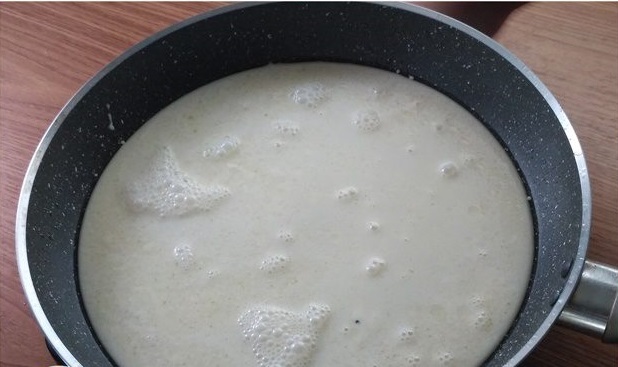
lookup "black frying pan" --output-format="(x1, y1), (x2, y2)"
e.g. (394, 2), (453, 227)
(15, 2), (616, 367)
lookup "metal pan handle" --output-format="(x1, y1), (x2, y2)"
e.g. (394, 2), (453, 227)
(558, 260), (618, 343)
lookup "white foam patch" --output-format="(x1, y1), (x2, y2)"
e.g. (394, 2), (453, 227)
(203, 136), (241, 158)
(291, 83), (328, 108)
(238, 304), (330, 367)
(126, 147), (230, 216)
(353, 110), (381, 132)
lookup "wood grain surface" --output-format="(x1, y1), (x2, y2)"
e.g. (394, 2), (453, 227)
(1, 2), (616, 367)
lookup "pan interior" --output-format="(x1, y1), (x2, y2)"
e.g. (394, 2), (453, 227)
(20, 3), (585, 367)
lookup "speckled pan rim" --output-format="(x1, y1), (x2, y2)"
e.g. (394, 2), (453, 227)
(15, 2), (591, 366)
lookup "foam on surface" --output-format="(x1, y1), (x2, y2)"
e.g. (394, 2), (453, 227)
(353, 110), (381, 132)
(238, 304), (330, 367)
(203, 136), (241, 158)
(291, 83), (328, 108)
(126, 147), (230, 216)
(260, 255), (290, 274)
(173, 244), (194, 269)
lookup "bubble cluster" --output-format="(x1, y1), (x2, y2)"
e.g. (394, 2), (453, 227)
(273, 120), (300, 137)
(437, 352), (454, 365)
(336, 186), (359, 201)
(203, 136), (241, 158)
(126, 147), (230, 216)
(471, 296), (485, 307)
(278, 231), (295, 243)
(238, 304), (330, 367)
(470, 296), (492, 331)
(439, 161), (459, 178)
(260, 255), (290, 274)
(406, 354), (422, 366)
(366, 257), (386, 276)
(474, 311), (493, 331)
(353, 110), (381, 132)
(173, 244), (194, 269)
(399, 327), (416, 342)
(291, 83), (328, 108)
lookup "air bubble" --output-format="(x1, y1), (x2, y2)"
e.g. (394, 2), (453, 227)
(366, 257), (386, 276)
(439, 162), (459, 178)
(368, 221), (380, 231)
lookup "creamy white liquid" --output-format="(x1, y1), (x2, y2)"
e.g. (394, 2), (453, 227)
(79, 62), (533, 367)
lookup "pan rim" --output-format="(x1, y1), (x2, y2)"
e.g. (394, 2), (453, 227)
(14, 2), (591, 366)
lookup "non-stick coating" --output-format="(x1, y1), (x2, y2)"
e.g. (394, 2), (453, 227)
(18, 3), (588, 367)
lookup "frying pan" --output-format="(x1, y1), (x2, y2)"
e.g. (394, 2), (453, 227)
(15, 2), (618, 367)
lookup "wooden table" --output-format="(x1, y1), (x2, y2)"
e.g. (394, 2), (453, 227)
(1, 3), (616, 367)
